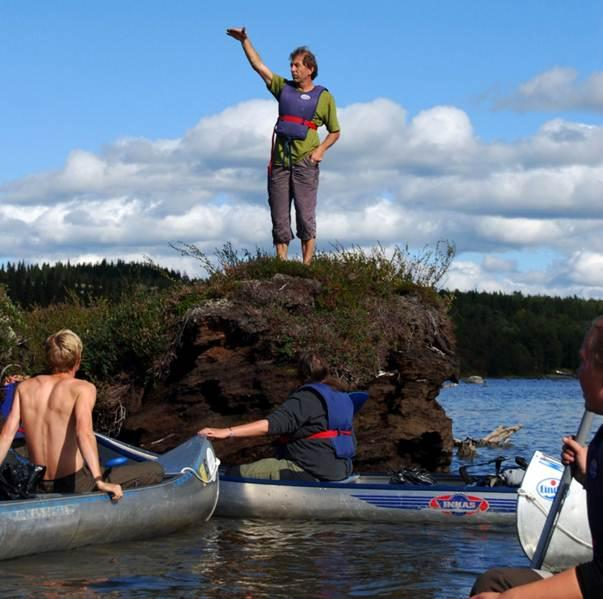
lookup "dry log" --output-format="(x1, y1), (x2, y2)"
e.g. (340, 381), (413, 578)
(454, 424), (522, 456)
(480, 424), (522, 446)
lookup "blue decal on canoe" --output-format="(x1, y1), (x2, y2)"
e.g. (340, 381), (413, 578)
(538, 456), (563, 473)
(536, 478), (560, 501)
(351, 494), (432, 510)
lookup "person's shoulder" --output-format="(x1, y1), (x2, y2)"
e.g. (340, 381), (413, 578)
(282, 388), (317, 408)
(315, 84), (332, 96)
(72, 379), (95, 393)
(269, 73), (287, 94)
(17, 374), (45, 392)
(319, 89), (336, 105)
(293, 387), (326, 406)
(60, 378), (95, 400)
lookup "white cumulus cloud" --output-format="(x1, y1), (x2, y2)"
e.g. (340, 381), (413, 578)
(496, 67), (603, 114)
(1, 94), (603, 297)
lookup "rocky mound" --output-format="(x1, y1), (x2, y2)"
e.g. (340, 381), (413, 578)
(118, 271), (458, 472)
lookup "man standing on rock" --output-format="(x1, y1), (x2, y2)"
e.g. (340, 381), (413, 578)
(226, 26), (341, 265)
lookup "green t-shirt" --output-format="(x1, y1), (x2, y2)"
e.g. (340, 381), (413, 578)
(268, 73), (340, 166)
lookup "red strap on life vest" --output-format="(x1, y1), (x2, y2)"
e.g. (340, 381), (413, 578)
(305, 430), (352, 439)
(268, 117), (318, 173)
(279, 115), (318, 129)
(277, 429), (352, 444)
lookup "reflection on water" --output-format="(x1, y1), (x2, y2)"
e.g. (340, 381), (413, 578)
(0, 379), (599, 598)
(0, 518), (524, 598)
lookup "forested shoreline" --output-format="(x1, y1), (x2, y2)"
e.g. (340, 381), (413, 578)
(450, 291), (603, 377)
(1, 260), (602, 378)
(0, 260), (186, 307)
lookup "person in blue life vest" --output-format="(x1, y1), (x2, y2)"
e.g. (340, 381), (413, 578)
(470, 316), (603, 599)
(226, 27), (341, 265)
(197, 352), (363, 481)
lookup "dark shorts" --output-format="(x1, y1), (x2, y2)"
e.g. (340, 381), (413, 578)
(37, 461), (164, 494)
(576, 558), (603, 599)
(470, 567), (549, 594)
(268, 156), (319, 244)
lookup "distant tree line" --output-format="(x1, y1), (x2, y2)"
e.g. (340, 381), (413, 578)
(450, 291), (603, 377)
(2, 260), (603, 377)
(0, 260), (187, 308)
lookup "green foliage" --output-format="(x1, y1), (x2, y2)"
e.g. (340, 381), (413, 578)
(450, 291), (603, 376)
(19, 287), (176, 384)
(310, 242), (454, 309)
(173, 241), (455, 303)
(0, 286), (25, 371)
(10, 251), (601, 386)
(83, 287), (170, 383)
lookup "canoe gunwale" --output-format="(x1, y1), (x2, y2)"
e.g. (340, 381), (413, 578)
(219, 473), (519, 494)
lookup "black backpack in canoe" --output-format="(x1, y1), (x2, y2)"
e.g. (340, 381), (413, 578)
(0, 451), (46, 500)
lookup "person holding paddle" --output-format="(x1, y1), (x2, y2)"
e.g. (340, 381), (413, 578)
(470, 317), (603, 598)
(226, 26), (340, 265)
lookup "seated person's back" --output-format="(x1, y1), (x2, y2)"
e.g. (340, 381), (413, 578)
(19, 375), (93, 480)
(0, 329), (163, 500)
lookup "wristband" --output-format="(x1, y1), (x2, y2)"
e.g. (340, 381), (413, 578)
(228, 427), (233, 438)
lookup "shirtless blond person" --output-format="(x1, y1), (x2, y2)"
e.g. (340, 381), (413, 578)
(0, 329), (162, 501)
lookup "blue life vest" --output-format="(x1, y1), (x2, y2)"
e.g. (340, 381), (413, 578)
(1, 383), (24, 439)
(0, 383), (16, 420)
(301, 383), (356, 459)
(275, 82), (326, 140)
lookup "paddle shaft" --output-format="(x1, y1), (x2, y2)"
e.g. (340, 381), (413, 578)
(530, 409), (594, 569)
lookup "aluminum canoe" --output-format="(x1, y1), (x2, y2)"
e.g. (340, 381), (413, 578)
(0, 434), (220, 560)
(517, 450), (591, 572)
(216, 472), (519, 524)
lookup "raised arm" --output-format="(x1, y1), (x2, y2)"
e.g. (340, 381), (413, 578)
(74, 385), (123, 501)
(226, 27), (273, 86)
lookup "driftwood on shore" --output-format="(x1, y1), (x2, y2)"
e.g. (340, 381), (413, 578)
(454, 424), (523, 457)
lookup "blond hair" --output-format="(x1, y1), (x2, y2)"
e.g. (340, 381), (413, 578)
(45, 329), (83, 372)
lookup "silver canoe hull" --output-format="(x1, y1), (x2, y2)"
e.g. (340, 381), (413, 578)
(216, 473), (518, 524)
(517, 451), (592, 571)
(0, 435), (219, 560)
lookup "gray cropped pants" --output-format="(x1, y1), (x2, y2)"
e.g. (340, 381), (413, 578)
(268, 156), (319, 245)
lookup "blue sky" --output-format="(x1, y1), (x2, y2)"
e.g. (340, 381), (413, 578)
(1, 1), (603, 296)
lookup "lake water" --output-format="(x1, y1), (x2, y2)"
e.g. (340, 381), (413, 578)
(2, 379), (601, 598)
